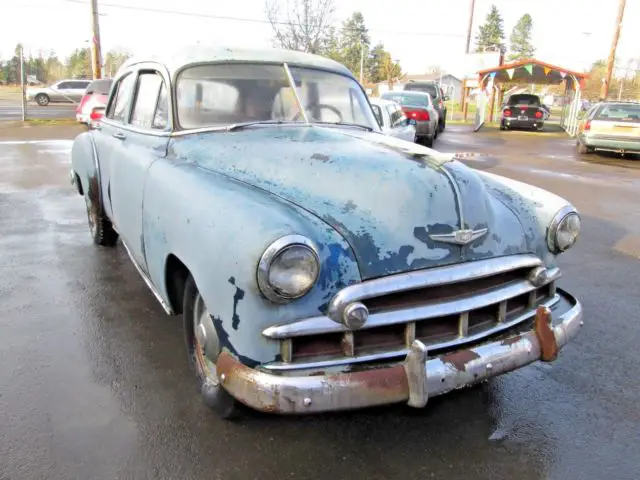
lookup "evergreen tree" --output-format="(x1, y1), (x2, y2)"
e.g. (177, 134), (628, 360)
(475, 5), (505, 53)
(509, 14), (535, 61)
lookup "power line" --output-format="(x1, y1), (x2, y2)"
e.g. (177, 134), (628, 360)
(58, 0), (465, 38)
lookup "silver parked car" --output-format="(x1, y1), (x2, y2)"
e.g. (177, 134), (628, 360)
(381, 90), (439, 147)
(369, 97), (417, 143)
(26, 79), (91, 106)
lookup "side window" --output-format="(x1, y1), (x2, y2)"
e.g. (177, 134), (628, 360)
(130, 72), (167, 130)
(70, 81), (89, 90)
(57, 81), (71, 89)
(107, 74), (135, 123)
(371, 104), (383, 127)
(153, 83), (169, 129)
(386, 104), (404, 127)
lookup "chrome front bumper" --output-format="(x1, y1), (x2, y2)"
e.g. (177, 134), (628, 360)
(216, 291), (583, 414)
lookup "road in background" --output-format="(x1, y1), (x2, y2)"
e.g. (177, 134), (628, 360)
(0, 90), (76, 121)
(0, 124), (639, 480)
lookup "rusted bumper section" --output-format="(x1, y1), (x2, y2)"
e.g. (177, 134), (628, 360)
(216, 293), (582, 414)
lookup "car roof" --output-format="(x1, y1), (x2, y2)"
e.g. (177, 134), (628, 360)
(120, 45), (354, 79)
(384, 90), (431, 97)
(369, 97), (398, 107)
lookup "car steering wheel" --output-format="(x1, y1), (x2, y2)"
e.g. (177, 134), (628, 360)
(293, 104), (343, 123)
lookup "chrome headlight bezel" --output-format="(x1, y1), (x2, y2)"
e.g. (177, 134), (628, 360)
(257, 234), (320, 304)
(547, 205), (581, 253)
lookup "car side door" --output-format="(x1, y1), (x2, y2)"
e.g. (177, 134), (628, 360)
(70, 80), (90, 102)
(50, 81), (70, 102)
(93, 71), (137, 222)
(109, 67), (171, 272)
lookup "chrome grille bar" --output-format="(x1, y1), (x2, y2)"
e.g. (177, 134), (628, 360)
(263, 268), (560, 340)
(262, 294), (561, 372)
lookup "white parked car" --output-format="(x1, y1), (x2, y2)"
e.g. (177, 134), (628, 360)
(369, 97), (417, 143)
(26, 79), (91, 106)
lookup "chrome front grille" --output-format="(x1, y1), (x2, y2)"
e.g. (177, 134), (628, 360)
(262, 255), (560, 372)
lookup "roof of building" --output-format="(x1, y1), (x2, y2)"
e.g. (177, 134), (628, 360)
(477, 58), (588, 87)
(119, 45), (353, 79)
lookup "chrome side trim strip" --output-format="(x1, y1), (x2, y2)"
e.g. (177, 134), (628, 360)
(263, 266), (560, 339)
(326, 254), (543, 323)
(121, 241), (173, 315)
(261, 294), (561, 371)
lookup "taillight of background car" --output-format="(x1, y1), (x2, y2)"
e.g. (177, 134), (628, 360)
(535, 111), (543, 118)
(402, 108), (430, 121)
(504, 109), (512, 117)
(583, 119), (591, 131)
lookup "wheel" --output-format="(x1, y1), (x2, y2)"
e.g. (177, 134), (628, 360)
(84, 192), (118, 246)
(35, 93), (49, 106)
(422, 135), (434, 148)
(577, 140), (593, 154)
(441, 116), (446, 131)
(499, 123), (506, 131)
(183, 275), (240, 419)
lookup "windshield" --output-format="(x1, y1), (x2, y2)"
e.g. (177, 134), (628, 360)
(176, 63), (377, 130)
(382, 92), (430, 108)
(404, 83), (438, 98)
(595, 104), (640, 123)
(508, 95), (540, 106)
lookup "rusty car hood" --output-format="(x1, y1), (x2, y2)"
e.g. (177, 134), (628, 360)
(169, 127), (532, 279)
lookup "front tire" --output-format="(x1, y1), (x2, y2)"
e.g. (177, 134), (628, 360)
(35, 93), (49, 106)
(183, 275), (239, 419)
(84, 192), (118, 246)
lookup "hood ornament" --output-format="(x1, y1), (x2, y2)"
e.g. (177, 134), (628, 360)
(429, 228), (488, 246)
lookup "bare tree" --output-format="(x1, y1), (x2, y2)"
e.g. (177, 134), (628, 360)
(265, 0), (335, 54)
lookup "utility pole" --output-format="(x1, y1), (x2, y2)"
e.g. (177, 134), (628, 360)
(600, 0), (626, 100)
(90, 0), (102, 79)
(20, 46), (26, 121)
(461, 0), (476, 120)
(465, 0), (476, 54)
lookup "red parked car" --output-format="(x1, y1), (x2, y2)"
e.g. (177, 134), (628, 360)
(76, 78), (113, 125)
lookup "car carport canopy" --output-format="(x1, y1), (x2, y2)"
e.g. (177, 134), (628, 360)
(476, 59), (588, 136)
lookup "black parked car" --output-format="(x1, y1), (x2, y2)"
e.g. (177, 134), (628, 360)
(500, 94), (546, 131)
(403, 81), (448, 132)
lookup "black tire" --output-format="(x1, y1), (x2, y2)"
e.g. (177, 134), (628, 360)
(441, 116), (446, 131)
(577, 140), (593, 154)
(422, 135), (434, 148)
(183, 275), (240, 419)
(84, 191), (118, 246)
(499, 123), (506, 131)
(35, 93), (49, 106)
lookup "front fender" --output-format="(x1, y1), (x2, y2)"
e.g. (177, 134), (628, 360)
(142, 160), (362, 366)
(71, 130), (101, 211)
(476, 170), (574, 267)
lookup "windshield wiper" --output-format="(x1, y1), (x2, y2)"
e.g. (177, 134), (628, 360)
(314, 122), (373, 132)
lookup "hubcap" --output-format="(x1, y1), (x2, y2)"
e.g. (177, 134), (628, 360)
(193, 292), (220, 385)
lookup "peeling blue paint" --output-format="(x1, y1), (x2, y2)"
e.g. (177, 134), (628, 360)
(228, 276), (245, 330)
(211, 315), (259, 368)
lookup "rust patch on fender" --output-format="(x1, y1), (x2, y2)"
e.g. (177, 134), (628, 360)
(534, 306), (558, 362)
(441, 349), (481, 372)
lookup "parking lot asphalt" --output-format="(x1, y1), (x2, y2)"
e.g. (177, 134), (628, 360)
(0, 99), (76, 121)
(0, 124), (639, 480)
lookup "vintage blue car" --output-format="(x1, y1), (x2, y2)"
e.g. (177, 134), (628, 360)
(70, 46), (583, 418)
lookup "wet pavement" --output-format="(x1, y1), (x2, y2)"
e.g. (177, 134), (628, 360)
(1, 124), (639, 480)
(0, 99), (76, 121)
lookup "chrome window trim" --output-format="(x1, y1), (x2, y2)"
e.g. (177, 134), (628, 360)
(262, 266), (560, 339)
(547, 205), (580, 253)
(262, 293), (562, 372)
(326, 254), (542, 324)
(257, 234), (320, 304)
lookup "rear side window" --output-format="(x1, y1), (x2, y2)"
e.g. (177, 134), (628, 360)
(130, 72), (168, 130)
(595, 104), (640, 123)
(107, 74), (135, 123)
(57, 81), (71, 89)
(87, 79), (113, 95)
(371, 104), (383, 127)
(386, 104), (405, 127)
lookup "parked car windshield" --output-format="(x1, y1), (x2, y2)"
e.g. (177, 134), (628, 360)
(176, 63), (376, 130)
(508, 95), (541, 106)
(404, 83), (438, 98)
(382, 92), (431, 108)
(595, 103), (640, 123)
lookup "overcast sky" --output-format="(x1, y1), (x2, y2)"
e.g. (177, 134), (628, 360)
(1, 0), (638, 76)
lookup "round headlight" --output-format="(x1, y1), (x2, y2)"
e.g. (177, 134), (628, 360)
(257, 235), (320, 303)
(548, 207), (581, 253)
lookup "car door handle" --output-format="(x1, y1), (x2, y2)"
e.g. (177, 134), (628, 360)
(112, 132), (126, 140)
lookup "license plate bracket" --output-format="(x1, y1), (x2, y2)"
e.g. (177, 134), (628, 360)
(518, 115), (528, 121)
